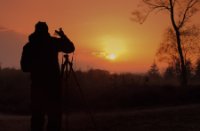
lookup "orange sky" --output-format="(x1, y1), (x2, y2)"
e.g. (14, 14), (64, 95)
(0, 0), (200, 73)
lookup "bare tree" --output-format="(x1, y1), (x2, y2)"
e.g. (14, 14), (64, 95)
(132, 0), (200, 86)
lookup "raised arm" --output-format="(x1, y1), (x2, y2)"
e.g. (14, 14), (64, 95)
(54, 28), (75, 53)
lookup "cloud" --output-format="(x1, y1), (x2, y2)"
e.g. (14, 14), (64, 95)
(0, 26), (8, 31)
(0, 27), (27, 68)
(92, 51), (108, 58)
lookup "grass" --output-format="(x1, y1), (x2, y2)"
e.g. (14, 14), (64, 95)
(1, 104), (200, 131)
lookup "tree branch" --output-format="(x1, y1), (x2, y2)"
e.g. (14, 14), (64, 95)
(143, 0), (170, 10)
(178, 0), (199, 29)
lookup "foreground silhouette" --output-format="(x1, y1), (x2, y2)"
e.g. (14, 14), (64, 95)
(20, 21), (75, 131)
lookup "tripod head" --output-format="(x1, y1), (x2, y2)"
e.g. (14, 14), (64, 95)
(60, 53), (74, 79)
(63, 54), (69, 62)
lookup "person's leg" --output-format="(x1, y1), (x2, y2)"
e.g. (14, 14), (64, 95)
(31, 83), (46, 131)
(31, 107), (45, 131)
(46, 77), (62, 131)
(47, 101), (62, 131)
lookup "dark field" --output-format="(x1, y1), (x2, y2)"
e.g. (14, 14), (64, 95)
(1, 104), (200, 131)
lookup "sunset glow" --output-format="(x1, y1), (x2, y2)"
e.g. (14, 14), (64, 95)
(0, 0), (200, 73)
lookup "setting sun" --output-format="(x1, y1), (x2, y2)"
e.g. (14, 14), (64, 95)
(106, 53), (117, 60)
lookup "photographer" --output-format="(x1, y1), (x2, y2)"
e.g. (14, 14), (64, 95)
(20, 21), (75, 131)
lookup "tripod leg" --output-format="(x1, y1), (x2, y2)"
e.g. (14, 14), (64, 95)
(70, 66), (99, 131)
(61, 62), (71, 131)
(62, 54), (98, 131)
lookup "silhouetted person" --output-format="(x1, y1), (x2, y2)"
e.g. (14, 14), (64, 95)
(20, 21), (75, 131)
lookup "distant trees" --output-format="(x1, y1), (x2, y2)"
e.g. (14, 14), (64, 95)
(132, 0), (200, 87)
(186, 59), (193, 79)
(0, 68), (30, 114)
(148, 62), (161, 78)
(163, 66), (176, 80)
(162, 58), (200, 82)
(194, 59), (200, 79)
(1, 66), (200, 114)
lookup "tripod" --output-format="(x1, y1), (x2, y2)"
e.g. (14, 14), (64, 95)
(60, 54), (98, 131)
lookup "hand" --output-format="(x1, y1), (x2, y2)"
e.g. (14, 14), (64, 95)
(55, 28), (66, 37)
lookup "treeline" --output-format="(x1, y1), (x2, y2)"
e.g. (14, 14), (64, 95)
(148, 59), (200, 86)
(0, 68), (30, 114)
(0, 67), (200, 114)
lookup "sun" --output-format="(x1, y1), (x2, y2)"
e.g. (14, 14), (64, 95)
(93, 35), (129, 62)
(106, 53), (117, 60)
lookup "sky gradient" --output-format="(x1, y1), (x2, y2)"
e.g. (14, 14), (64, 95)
(0, 0), (200, 73)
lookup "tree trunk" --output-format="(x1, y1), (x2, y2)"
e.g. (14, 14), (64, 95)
(169, 0), (188, 87)
(175, 31), (188, 87)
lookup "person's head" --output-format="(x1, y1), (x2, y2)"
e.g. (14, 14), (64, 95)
(35, 21), (49, 34)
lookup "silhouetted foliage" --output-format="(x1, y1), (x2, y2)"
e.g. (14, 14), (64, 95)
(186, 59), (194, 79)
(148, 62), (161, 78)
(0, 67), (200, 114)
(157, 27), (200, 68)
(164, 66), (176, 80)
(0, 68), (30, 114)
(194, 58), (200, 79)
